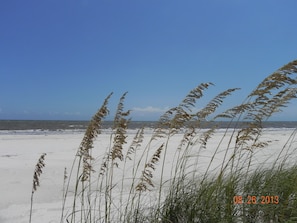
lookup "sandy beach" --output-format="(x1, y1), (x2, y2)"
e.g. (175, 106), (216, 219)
(0, 128), (296, 223)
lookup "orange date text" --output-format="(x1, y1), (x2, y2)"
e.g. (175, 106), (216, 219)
(233, 195), (279, 205)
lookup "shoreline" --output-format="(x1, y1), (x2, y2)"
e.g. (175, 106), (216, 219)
(0, 120), (296, 131)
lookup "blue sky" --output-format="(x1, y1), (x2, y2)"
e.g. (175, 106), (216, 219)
(0, 0), (296, 121)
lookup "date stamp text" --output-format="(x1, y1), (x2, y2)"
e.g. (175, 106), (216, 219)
(233, 195), (279, 204)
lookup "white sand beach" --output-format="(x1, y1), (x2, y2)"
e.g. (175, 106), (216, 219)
(0, 128), (296, 223)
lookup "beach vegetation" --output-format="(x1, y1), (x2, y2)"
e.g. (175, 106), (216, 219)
(29, 153), (47, 223)
(30, 60), (297, 222)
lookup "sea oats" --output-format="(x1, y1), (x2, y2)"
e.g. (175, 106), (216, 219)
(196, 88), (240, 121)
(111, 92), (130, 165)
(136, 143), (164, 192)
(30, 153), (46, 223)
(126, 127), (144, 161)
(32, 153), (46, 192)
(79, 93), (112, 182)
(57, 59), (297, 222)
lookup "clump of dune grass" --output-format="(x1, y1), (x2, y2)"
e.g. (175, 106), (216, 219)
(51, 59), (297, 222)
(240, 163), (297, 222)
(29, 153), (46, 223)
(155, 60), (297, 222)
(158, 163), (297, 223)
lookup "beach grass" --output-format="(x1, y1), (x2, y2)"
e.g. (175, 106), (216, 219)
(30, 60), (297, 222)
(29, 153), (46, 223)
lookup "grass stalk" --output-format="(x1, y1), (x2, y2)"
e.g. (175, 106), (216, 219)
(29, 153), (46, 223)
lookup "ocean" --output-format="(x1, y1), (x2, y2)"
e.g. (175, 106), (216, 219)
(0, 120), (296, 131)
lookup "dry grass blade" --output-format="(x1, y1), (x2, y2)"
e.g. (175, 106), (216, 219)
(30, 153), (47, 223)
(250, 60), (297, 98)
(79, 92), (113, 181)
(172, 82), (214, 129)
(153, 83), (214, 139)
(233, 61), (297, 153)
(177, 127), (196, 150)
(32, 153), (47, 192)
(199, 127), (217, 149)
(196, 88), (240, 120)
(180, 82), (214, 112)
(126, 127), (144, 161)
(263, 87), (297, 116)
(79, 93), (113, 155)
(214, 103), (254, 120)
(136, 143), (164, 192)
(111, 92), (130, 165)
(113, 92), (129, 128)
(99, 152), (109, 176)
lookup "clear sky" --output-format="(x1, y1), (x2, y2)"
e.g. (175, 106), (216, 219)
(1, 0), (297, 121)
